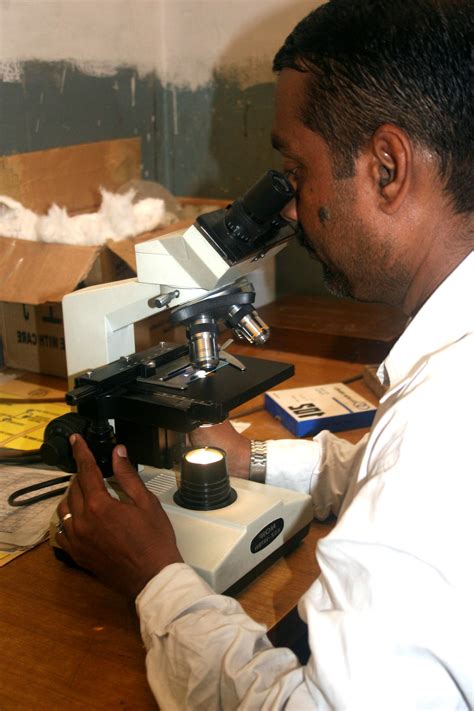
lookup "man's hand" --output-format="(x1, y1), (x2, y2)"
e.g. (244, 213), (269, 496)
(189, 420), (251, 479)
(56, 434), (183, 598)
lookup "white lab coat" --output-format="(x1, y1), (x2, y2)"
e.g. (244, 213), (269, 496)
(137, 252), (474, 710)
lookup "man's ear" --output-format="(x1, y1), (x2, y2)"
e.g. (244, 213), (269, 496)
(370, 124), (412, 214)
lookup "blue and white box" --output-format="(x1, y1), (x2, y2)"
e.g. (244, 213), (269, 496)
(265, 382), (377, 437)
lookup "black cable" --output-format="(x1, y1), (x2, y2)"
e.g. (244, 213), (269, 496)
(0, 448), (42, 465)
(0, 454), (43, 465)
(0, 397), (65, 404)
(8, 475), (71, 507)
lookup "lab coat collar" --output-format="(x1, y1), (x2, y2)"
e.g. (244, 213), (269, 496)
(378, 251), (474, 393)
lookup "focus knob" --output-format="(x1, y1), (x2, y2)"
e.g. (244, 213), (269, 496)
(40, 436), (74, 471)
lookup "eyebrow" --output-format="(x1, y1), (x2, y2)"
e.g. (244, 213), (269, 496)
(271, 133), (302, 165)
(271, 133), (287, 152)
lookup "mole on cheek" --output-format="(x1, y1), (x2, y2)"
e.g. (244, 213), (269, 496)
(318, 206), (331, 224)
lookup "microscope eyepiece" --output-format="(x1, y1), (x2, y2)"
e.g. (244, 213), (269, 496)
(224, 170), (294, 243)
(238, 169), (294, 226)
(196, 169), (296, 258)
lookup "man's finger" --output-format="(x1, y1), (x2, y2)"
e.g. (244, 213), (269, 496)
(112, 445), (154, 508)
(70, 434), (108, 499)
(55, 501), (74, 545)
(56, 526), (74, 557)
(66, 474), (84, 516)
(57, 496), (71, 521)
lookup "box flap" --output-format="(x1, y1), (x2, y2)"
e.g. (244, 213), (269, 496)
(0, 237), (100, 304)
(0, 138), (140, 214)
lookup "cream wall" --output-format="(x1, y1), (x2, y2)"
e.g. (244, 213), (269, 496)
(0, 0), (327, 296)
(1, 1), (319, 88)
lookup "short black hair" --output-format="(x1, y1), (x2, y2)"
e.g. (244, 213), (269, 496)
(273, 0), (474, 213)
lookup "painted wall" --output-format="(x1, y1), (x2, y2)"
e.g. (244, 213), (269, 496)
(0, 0), (328, 295)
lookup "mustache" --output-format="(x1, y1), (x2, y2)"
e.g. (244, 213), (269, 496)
(295, 226), (319, 260)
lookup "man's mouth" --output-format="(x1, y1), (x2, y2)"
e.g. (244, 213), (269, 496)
(296, 227), (320, 261)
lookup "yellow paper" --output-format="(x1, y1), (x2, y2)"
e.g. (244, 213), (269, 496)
(0, 377), (70, 450)
(0, 549), (26, 566)
(0, 376), (66, 401)
(0, 401), (70, 449)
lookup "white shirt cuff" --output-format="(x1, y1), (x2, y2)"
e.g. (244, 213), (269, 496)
(266, 438), (322, 494)
(136, 563), (215, 649)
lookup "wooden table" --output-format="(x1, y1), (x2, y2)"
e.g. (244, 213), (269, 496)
(0, 340), (382, 709)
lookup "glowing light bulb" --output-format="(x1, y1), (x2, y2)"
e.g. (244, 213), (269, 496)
(185, 447), (223, 465)
(176, 446), (236, 510)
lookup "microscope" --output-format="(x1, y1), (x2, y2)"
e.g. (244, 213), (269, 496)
(42, 170), (313, 594)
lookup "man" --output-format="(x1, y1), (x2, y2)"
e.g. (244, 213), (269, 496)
(57, 0), (474, 708)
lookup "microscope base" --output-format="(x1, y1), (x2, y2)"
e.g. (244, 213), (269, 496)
(222, 522), (310, 596)
(52, 522), (311, 597)
(51, 470), (313, 596)
(144, 469), (314, 594)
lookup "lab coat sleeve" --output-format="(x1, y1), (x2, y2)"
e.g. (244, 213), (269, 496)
(137, 562), (307, 711)
(136, 414), (469, 711)
(136, 434), (369, 709)
(138, 558), (417, 711)
(266, 431), (369, 519)
(135, 435), (368, 709)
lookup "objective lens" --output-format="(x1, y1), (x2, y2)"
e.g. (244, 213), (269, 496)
(188, 317), (219, 370)
(227, 305), (270, 345)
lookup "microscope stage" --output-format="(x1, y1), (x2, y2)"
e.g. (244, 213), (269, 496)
(142, 469), (313, 595)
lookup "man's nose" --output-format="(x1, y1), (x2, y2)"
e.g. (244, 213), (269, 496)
(281, 197), (298, 222)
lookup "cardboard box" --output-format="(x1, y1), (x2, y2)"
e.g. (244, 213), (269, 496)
(0, 302), (66, 378)
(0, 139), (226, 377)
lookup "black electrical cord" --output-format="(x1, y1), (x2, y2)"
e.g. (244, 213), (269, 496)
(7, 475), (72, 507)
(1, 447), (71, 506)
(0, 450), (43, 465)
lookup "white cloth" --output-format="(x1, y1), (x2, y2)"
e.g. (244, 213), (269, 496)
(137, 252), (474, 710)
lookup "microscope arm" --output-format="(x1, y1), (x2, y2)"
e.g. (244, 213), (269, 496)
(62, 278), (205, 377)
(61, 171), (297, 379)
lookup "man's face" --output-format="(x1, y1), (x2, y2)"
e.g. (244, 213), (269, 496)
(272, 69), (408, 304)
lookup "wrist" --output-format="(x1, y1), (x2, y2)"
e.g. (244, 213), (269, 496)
(132, 553), (183, 598)
(230, 436), (252, 479)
